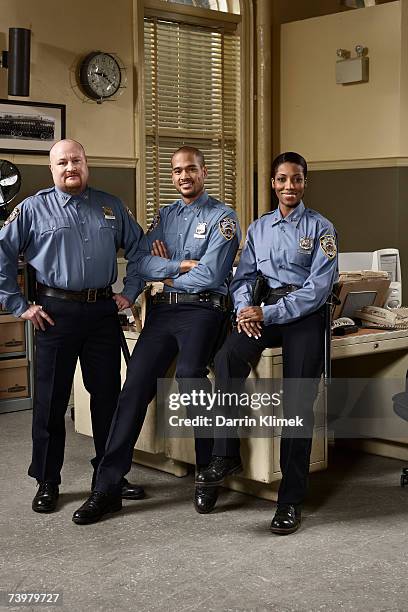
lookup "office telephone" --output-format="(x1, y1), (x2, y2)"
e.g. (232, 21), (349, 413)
(331, 317), (359, 335)
(356, 305), (408, 329)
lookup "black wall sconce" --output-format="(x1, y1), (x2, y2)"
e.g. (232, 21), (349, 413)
(1, 28), (31, 96)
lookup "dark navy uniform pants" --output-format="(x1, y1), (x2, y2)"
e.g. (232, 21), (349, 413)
(95, 303), (240, 494)
(28, 296), (121, 485)
(214, 307), (325, 505)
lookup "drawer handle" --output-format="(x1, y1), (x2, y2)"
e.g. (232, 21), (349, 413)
(374, 342), (379, 349)
(4, 340), (24, 347)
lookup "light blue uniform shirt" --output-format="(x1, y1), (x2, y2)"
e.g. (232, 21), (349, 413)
(138, 191), (241, 295)
(231, 201), (338, 325)
(0, 186), (153, 317)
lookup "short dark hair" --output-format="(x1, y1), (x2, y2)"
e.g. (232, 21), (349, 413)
(271, 151), (307, 179)
(171, 146), (205, 168)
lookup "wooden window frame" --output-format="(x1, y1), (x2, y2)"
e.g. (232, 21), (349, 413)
(133, 0), (253, 234)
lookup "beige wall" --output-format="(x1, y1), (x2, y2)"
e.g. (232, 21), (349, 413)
(273, 0), (349, 24)
(273, 0), (394, 25)
(280, 1), (401, 162)
(0, 0), (135, 162)
(399, 0), (408, 155)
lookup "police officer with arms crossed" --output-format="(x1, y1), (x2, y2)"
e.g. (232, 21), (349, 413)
(207, 151), (338, 535)
(72, 146), (242, 524)
(0, 139), (174, 513)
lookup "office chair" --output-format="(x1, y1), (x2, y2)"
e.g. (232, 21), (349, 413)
(392, 384), (408, 487)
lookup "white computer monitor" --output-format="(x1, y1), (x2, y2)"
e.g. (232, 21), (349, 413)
(339, 248), (402, 308)
(372, 249), (401, 283)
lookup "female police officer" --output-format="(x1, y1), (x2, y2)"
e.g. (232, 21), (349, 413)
(202, 151), (338, 534)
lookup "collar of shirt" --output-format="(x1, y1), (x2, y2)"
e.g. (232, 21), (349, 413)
(55, 186), (90, 206)
(270, 200), (306, 227)
(175, 190), (209, 216)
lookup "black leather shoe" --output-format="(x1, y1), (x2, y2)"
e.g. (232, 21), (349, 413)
(194, 485), (219, 514)
(195, 456), (242, 485)
(32, 482), (59, 513)
(270, 504), (301, 535)
(121, 478), (145, 500)
(72, 491), (122, 525)
(91, 474), (145, 500)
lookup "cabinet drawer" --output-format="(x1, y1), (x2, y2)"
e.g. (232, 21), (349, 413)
(0, 358), (29, 399)
(0, 316), (25, 354)
(273, 427), (326, 474)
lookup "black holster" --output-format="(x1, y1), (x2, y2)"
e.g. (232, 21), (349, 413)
(252, 273), (269, 306)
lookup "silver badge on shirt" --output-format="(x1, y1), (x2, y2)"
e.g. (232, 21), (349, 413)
(102, 206), (116, 220)
(299, 236), (314, 252)
(194, 222), (207, 239)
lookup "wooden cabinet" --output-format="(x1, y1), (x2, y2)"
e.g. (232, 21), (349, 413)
(0, 265), (34, 414)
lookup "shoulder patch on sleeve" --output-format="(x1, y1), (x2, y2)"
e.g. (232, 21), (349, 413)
(320, 234), (337, 260)
(2, 206), (20, 227)
(218, 216), (237, 241)
(147, 212), (160, 233)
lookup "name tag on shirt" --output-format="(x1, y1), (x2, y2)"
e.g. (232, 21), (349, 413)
(194, 222), (207, 239)
(102, 206), (116, 220)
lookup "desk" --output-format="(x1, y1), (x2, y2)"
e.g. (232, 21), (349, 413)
(74, 328), (408, 500)
(331, 328), (408, 461)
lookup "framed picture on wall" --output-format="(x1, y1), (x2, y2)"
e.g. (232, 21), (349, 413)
(0, 100), (66, 155)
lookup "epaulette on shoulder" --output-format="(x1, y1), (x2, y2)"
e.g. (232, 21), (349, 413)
(215, 206), (238, 224)
(260, 210), (274, 218)
(306, 207), (330, 221)
(306, 207), (327, 218)
(91, 187), (117, 200)
(161, 201), (177, 211)
(35, 186), (55, 196)
(207, 195), (225, 209)
(156, 203), (174, 219)
(305, 208), (324, 221)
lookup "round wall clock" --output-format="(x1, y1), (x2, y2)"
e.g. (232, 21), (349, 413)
(79, 52), (122, 101)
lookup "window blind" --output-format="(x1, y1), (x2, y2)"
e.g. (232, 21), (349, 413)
(144, 16), (240, 225)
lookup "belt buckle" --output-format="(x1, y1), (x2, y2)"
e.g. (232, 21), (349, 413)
(172, 293), (178, 305)
(87, 288), (97, 303)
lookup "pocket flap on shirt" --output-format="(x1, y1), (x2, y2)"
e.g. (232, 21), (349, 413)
(40, 217), (71, 234)
(99, 218), (118, 231)
(287, 249), (312, 266)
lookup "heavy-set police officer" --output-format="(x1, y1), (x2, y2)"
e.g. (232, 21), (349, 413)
(72, 146), (242, 524)
(0, 139), (162, 513)
(205, 151), (338, 535)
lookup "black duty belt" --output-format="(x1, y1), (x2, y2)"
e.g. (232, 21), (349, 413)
(264, 285), (300, 305)
(37, 283), (113, 303)
(150, 291), (227, 309)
